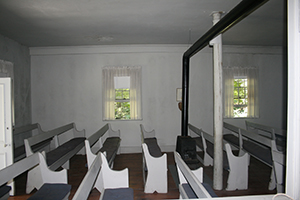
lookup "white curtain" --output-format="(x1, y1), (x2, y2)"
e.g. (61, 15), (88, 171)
(223, 66), (259, 118)
(102, 66), (142, 120)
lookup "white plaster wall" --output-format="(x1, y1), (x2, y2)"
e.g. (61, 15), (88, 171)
(30, 45), (188, 153)
(30, 44), (284, 153)
(223, 46), (285, 130)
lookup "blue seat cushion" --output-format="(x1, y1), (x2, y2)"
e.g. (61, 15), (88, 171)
(27, 183), (71, 200)
(144, 138), (163, 157)
(102, 188), (134, 200)
(0, 185), (11, 198)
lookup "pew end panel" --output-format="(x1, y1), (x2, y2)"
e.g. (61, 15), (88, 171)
(140, 124), (168, 194)
(93, 152), (129, 194)
(224, 143), (249, 191)
(141, 143), (168, 193)
(140, 124), (155, 143)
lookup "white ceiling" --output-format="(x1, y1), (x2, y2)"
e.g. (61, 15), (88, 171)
(0, 0), (285, 47)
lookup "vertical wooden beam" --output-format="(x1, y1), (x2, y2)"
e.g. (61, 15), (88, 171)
(210, 11), (223, 190)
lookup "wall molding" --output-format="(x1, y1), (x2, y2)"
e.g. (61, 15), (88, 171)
(30, 44), (283, 56)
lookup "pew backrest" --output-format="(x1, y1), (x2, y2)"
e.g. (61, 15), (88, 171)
(72, 153), (102, 200)
(24, 123), (85, 156)
(0, 153), (39, 187)
(174, 151), (212, 198)
(224, 122), (272, 149)
(245, 120), (287, 139)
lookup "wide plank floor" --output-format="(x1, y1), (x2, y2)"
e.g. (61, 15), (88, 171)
(9, 152), (277, 200)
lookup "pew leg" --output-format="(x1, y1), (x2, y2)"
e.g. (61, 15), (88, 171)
(268, 168), (276, 190)
(273, 162), (285, 193)
(203, 152), (213, 166)
(26, 165), (43, 194)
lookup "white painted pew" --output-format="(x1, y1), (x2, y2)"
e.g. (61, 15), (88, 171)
(0, 152), (70, 200)
(189, 124), (249, 191)
(85, 123), (121, 169)
(84, 124), (121, 193)
(13, 123), (50, 162)
(72, 152), (133, 200)
(140, 124), (168, 193)
(174, 151), (216, 199)
(223, 122), (285, 192)
(245, 120), (287, 152)
(24, 123), (86, 193)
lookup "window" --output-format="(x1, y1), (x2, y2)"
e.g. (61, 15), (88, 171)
(103, 66), (142, 120)
(223, 67), (258, 118)
(233, 77), (248, 117)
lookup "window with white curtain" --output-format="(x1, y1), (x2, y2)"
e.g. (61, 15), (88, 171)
(102, 66), (142, 120)
(223, 66), (259, 118)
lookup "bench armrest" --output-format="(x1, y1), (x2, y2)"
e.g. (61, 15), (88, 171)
(108, 123), (120, 137)
(38, 152), (68, 184)
(140, 124), (155, 142)
(100, 152), (129, 189)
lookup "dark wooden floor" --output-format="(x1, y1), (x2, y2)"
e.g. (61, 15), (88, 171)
(9, 152), (277, 200)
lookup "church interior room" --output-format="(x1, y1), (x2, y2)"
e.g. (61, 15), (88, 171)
(0, 0), (299, 200)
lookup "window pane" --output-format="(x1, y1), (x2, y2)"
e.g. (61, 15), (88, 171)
(123, 89), (130, 99)
(239, 88), (245, 98)
(115, 89), (123, 100)
(234, 88), (238, 98)
(115, 102), (130, 120)
(115, 89), (130, 100)
(233, 78), (248, 118)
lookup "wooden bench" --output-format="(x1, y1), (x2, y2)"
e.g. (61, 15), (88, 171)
(24, 122), (86, 193)
(72, 152), (133, 200)
(140, 124), (168, 193)
(223, 122), (285, 192)
(245, 120), (287, 152)
(13, 123), (51, 162)
(85, 123), (121, 169)
(189, 124), (249, 191)
(174, 151), (217, 199)
(84, 123), (121, 193)
(0, 152), (71, 200)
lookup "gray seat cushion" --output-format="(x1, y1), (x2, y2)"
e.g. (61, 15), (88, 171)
(102, 188), (134, 200)
(27, 183), (71, 200)
(242, 140), (272, 166)
(0, 185), (11, 199)
(144, 138), (163, 157)
(181, 183), (217, 198)
(193, 137), (204, 150)
(205, 141), (229, 170)
(46, 137), (85, 166)
(99, 137), (121, 163)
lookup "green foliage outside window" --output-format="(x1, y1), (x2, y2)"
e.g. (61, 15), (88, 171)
(233, 78), (248, 118)
(115, 89), (130, 120)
